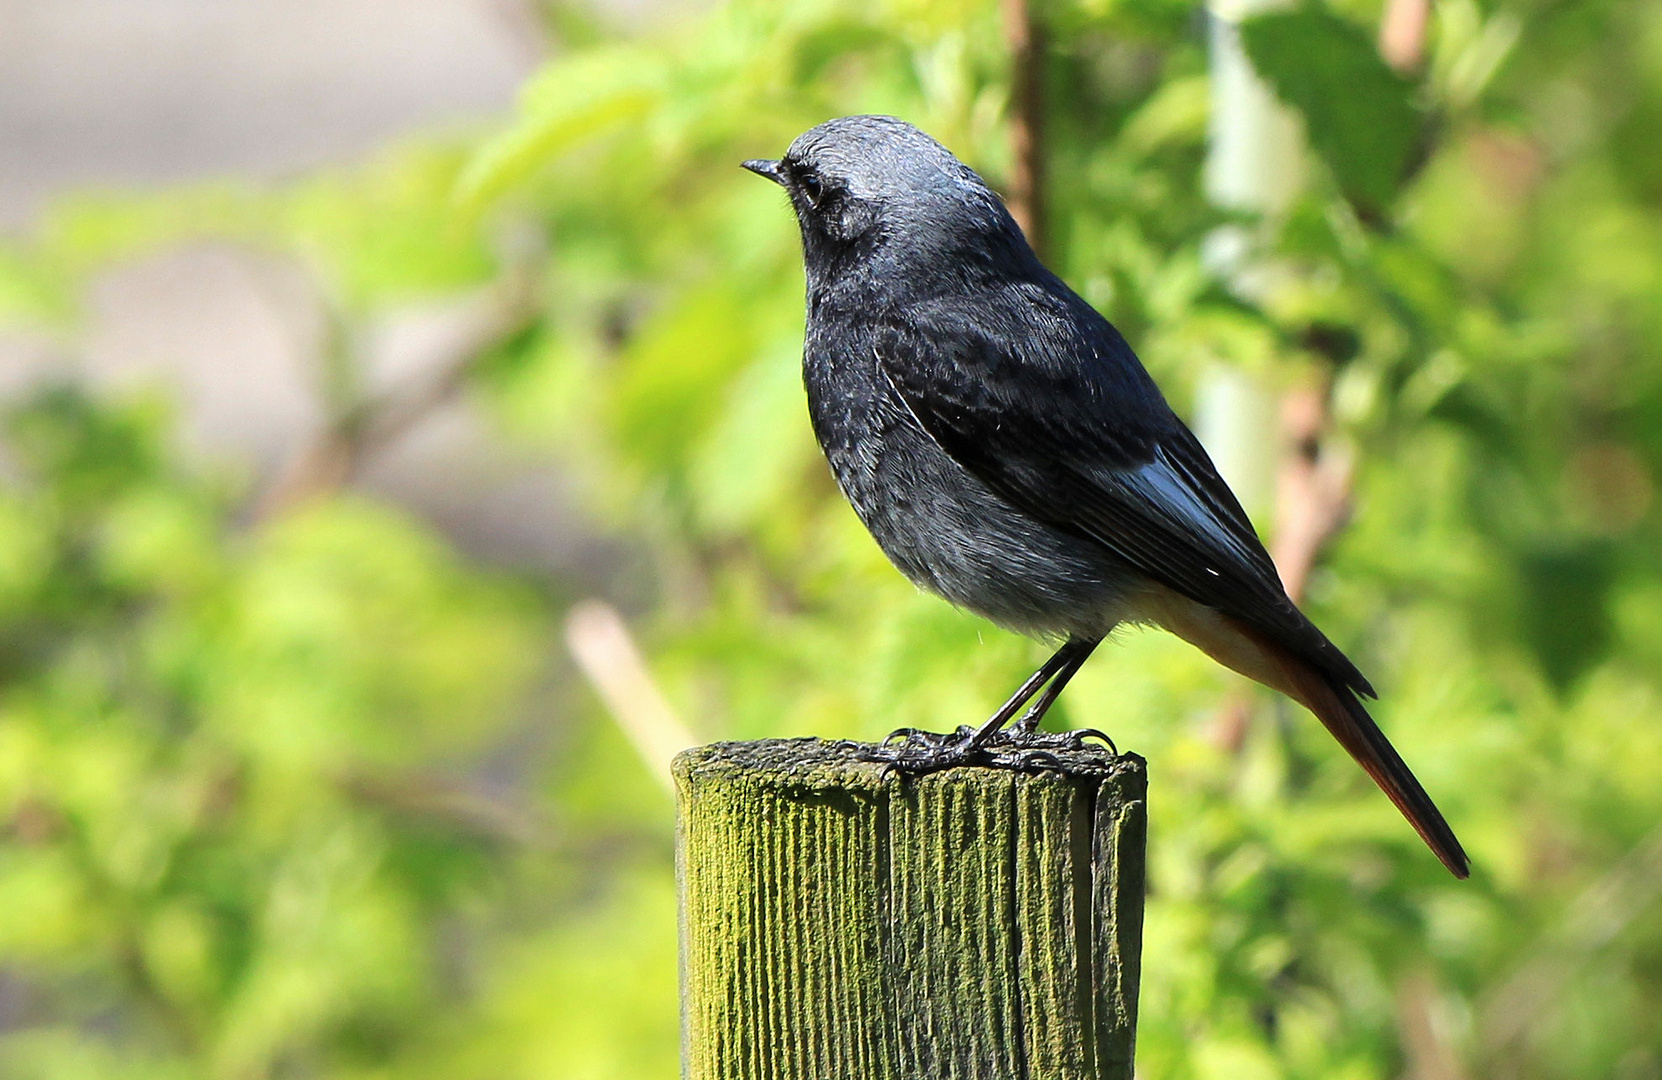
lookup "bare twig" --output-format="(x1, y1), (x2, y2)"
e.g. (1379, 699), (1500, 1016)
(252, 265), (541, 522)
(1270, 382), (1354, 605)
(565, 600), (698, 793)
(1003, 0), (1048, 258)
(341, 770), (547, 846)
(1379, 0), (1432, 73)
(1210, 383), (1353, 753)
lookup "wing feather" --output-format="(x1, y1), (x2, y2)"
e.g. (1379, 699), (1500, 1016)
(876, 289), (1373, 696)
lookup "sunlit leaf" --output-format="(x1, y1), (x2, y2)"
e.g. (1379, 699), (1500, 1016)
(1241, 6), (1422, 217)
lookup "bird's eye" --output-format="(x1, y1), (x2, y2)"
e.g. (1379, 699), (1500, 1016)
(798, 172), (825, 207)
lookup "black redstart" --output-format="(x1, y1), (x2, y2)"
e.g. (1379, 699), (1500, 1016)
(744, 115), (1467, 878)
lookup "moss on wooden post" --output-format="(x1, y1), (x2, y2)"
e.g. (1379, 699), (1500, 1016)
(676, 738), (1147, 1080)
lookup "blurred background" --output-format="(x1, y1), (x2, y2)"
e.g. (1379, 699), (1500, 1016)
(0, 0), (1659, 1076)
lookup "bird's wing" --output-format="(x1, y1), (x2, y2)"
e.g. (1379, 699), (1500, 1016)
(872, 287), (1473, 877)
(875, 286), (1373, 697)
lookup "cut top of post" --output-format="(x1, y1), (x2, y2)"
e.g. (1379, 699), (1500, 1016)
(676, 738), (1148, 1080)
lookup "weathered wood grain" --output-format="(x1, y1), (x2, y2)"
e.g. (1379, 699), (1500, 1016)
(677, 738), (1146, 1080)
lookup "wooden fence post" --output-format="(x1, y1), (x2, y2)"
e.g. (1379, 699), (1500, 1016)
(676, 737), (1147, 1080)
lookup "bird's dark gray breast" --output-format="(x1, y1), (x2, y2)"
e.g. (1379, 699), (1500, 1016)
(803, 323), (1134, 638)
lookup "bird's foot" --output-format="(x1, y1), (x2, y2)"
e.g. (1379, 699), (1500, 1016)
(847, 724), (1117, 774)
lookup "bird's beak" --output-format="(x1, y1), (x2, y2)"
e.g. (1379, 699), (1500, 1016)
(742, 158), (786, 186)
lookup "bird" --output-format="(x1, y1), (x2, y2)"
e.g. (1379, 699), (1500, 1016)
(742, 115), (1468, 878)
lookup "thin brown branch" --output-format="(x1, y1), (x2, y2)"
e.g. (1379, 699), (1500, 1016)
(565, 600), (697, 792)
(1207, 693), (1253, 756)
(254, 425), (361, 517)
(1270, 382), (1353, 605)
(340, 769), (548, 847)
(1003, 0), (1048, 258)
(1211, 381), (1353, 754)
(1379, 0), (1432, 73)
(251, 266), (541, 523)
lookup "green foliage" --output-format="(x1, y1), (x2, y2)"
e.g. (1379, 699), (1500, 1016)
(1240, 6), (1421, 216)
(0, 142), (500, 325)
(2, 0), (1662, 1077)
(0, 388), (676, 1078)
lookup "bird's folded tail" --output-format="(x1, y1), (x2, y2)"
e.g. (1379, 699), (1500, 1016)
(1137, 583), (1469, 877)
(1265, 641), (1470, 879)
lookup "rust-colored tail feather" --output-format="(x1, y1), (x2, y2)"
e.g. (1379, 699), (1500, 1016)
(1139, 584), (1470, 877)
(1262, 636), (1470, 879)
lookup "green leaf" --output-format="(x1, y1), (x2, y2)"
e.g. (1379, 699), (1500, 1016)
(453, 47), (664, 214)
(1240, 6), (1421, 216)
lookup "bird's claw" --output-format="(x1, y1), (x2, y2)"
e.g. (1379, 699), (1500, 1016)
(1069, 727), (1118, 756)
(881, 724), (974, 746)
(854, 724), (1118, 773)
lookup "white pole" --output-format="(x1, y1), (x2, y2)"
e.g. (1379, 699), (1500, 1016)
(1195, 0), (1306, 520)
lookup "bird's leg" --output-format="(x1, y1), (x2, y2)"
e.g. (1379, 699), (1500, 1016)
(965, 636), (1099, 750)
(858, 636), (1113, 772)
(1008, 637), (1099, 737)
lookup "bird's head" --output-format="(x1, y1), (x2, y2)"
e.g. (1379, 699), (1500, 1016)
(744, 115), (1036, 289)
